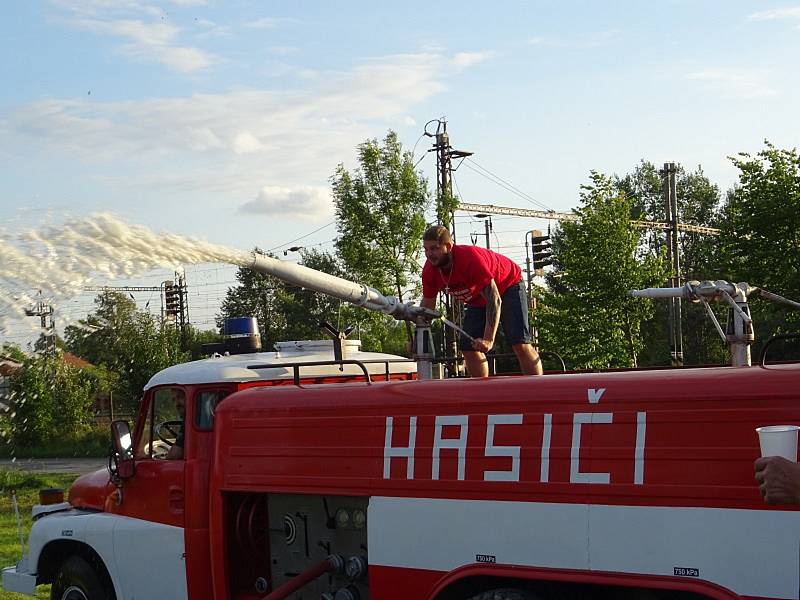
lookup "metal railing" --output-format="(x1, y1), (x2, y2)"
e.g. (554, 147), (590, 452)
(246, 358), (416, 386)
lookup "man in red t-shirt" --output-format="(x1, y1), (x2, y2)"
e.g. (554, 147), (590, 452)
(420, 225), (542, 377)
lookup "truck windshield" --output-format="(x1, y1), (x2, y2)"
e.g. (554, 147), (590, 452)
(137, 387), (185, 460)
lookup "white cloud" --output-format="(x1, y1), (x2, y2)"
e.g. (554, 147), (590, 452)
(2, 51), (483, 215)
(240, 186), (333, 220)
(4, 52), (462, 155)
(74, 17), (177, 45)
(748, 7), (800, 21)
(193, 18), (231, 38)
(451, 51), (494, 68)
(232, 131), (266, 155)
(244, 17), (279, 29)
(268, 46), (299, 56)
(526, 29), (621, 49)
(155, 45), (217, 72)
(686, 68), (778, 99)
(55, 2), (219, 73)
(53, 1), (162, 18)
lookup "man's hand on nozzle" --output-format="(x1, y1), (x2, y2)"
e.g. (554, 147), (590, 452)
(392, 303), (440, 322)
(472, 337), (494, 353)
(755, 456), (800, 504)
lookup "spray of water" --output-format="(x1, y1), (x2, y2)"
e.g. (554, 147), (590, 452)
(0, 213), (258, 458)
(0, 213), (252, 334)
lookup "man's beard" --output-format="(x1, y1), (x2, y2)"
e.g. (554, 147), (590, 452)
(433, 252), (452, 270)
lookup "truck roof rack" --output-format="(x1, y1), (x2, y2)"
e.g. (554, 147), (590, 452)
(246, 358), (415, 386)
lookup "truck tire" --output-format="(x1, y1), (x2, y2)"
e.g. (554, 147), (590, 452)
(51, 556), (114, 600)
(468, 589), (539, 600)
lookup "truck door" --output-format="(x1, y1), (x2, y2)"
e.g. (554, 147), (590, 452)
(112, 386), (188, 599)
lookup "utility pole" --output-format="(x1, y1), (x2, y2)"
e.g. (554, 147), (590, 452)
(662, 163), (684, 366)
(176, 272), (189, 349)
(163, 275), (189, 349)
(474, 214), (492, 249)
(86, 281), (188, 349)
(428, 119), (472, 375)
(25, 293), (56, 356)
(435, 123), (453, 231)
(429, 118), (473, 233)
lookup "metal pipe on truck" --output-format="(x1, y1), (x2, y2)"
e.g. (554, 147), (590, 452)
(246, 252), (432, 321)
(246, 251), (440, 378)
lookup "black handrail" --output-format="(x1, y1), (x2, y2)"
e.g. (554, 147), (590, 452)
(760, 333), (800, 366)
(246, 358), (416, 385)
(539, 351), (567, 372)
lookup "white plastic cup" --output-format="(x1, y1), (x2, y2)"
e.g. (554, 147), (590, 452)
(756, 425), (800, 461)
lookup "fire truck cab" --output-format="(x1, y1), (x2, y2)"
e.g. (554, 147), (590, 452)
(2, 338), (417, 600)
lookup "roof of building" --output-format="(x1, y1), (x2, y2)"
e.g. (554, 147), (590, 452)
(0, 357), (22, 377)
(62, 352), (92, 370)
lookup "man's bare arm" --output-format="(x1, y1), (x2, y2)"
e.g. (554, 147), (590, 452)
(421, 296), (437, 310)
(474, 280), (501, 352)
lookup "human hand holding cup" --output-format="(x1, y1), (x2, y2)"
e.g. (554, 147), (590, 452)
(756, 425), (799, 461)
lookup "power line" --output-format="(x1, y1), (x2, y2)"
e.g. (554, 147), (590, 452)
(459, 201), (720, 235)
(452, 171), (466, 207)
(464, 158), (554, 212)
(266, 222), (335, 253)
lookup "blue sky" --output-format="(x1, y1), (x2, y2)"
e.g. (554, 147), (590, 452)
(2, 0), (799, 340)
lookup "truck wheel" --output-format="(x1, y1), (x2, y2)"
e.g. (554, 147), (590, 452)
(51, 556), (114, 600)
(469, 589), (539, 600)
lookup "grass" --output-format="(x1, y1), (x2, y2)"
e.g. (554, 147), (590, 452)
(0, 428), (109, 460)
(0, 470), (80, 600)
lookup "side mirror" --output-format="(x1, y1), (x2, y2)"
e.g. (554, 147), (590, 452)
(110, 420), (135, 482)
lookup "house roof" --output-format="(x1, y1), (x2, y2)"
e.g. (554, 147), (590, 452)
(0, 357), (23, 377)
(62, 353), (91, 369)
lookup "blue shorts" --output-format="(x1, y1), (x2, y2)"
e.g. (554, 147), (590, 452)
(460, 282), (532, 351)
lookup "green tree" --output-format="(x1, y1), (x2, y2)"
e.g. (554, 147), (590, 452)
(331, 130), (430, 345)
(64, 292), (186, 408)
(276, 249), (360, 342)
(217, 253), (287, 351)
(436, 187), (459, 230)
(33, 332), (67, 355)
(184, 325), (223, 361)
(537, 172), (667, 369)
(616, 161), (727, 365)
(616, 160), (721, 264)
(8, 353), (106, 445)
(720, 142), (800, 297)
(1, 343), (26, 362)
(717, 142), (800, 360)
(216, 249), (390, 350)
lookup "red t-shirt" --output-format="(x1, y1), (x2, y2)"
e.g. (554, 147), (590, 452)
(422, 244), (521, 307)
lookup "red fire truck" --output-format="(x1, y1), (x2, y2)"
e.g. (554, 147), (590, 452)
(3, 255), (800, 600)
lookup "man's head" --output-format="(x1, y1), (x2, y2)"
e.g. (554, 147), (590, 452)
(171, 389), (186, 419)
(423, 225), (454, 269)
